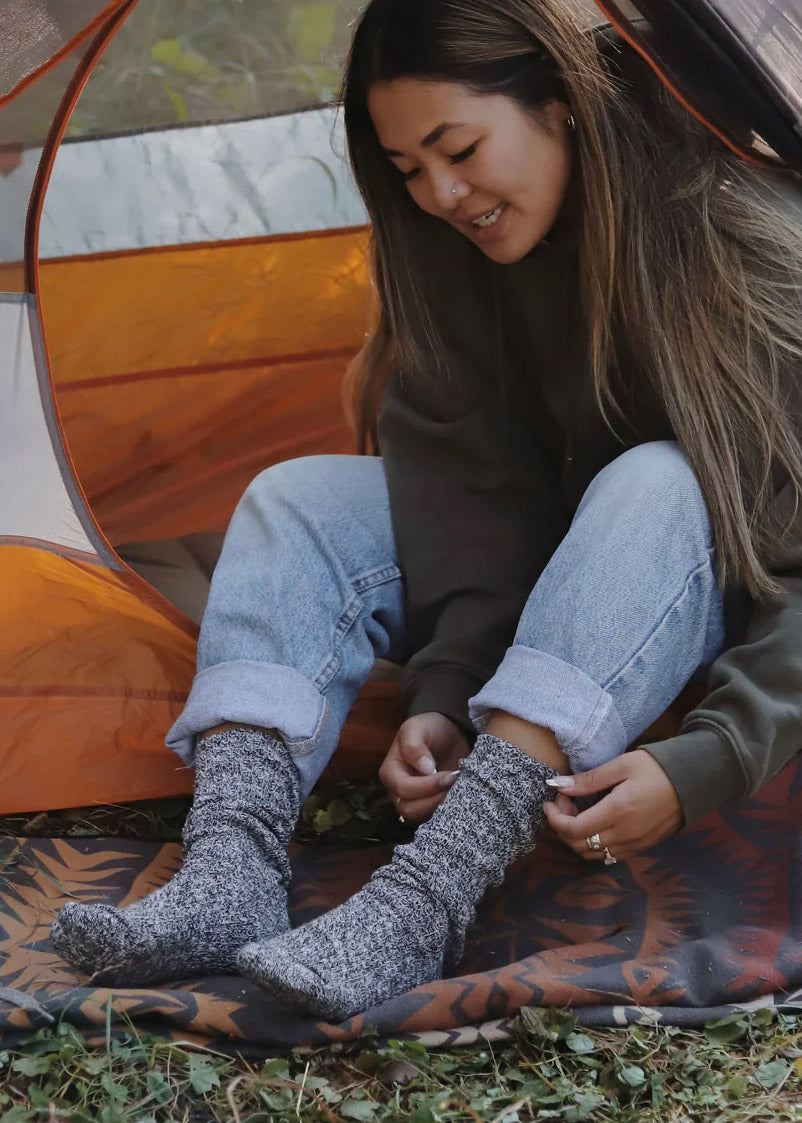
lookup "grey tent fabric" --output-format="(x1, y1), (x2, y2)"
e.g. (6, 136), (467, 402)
(723, 0), (802, 131)
(599, 0), (802, 171)
(0, 0), (125, 101)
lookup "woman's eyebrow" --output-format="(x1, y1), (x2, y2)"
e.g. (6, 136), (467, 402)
(381, 122), (466, 157)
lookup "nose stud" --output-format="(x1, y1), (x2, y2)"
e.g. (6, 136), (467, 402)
(451, 184), (459, 196)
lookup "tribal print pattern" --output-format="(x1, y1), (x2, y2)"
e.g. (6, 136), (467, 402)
(1, 756), (801, 1052)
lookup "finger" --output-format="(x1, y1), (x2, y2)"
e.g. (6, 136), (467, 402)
(545, 802), (600, 838)
(389, 770), (447, 801)
(555, 827), (627, 862)
(397, 734), (437, 776)
(398, 791), (446, 823)
(545, 793), (577, 817)
(546, 756), (630, 800)
(383, 761), (459, 802)
(547, 786), (629, 846)
(547, 801), (626, 855)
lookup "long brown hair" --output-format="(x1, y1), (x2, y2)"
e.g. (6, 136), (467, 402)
(342, 0), (802, 597)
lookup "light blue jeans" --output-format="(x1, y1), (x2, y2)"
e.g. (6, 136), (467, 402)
(167, 441), (726, 800)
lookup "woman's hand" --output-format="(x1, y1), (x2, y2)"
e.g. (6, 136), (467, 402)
(543, 749), (683, 861)
(379, 712), (471, 823)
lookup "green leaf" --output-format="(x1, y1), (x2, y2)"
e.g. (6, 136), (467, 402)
(100, 1073), (130, 1104)
(565, 1032), (596, 1055)
(313, 809), (332, 833)
(341, 1099), (377, 1121)
(286, 4), (337, 65)
(618, 1064), (647, 1088)
(151, 39), (219, 80)
(160, 83), (189, 124)
(755, 1059), (789, 1088)
(306, 1075), (342, 1104)
(97, 1106), (126, 1123)
(188, 1054), (221, 1094)
(353, 1051), (382, 1075)
(145, 1070), (173, 1106)
(262, 1057), (290, 1079)
(0, 1107), (34, 1122)
(10, 1055), (51, 1077)
(26, 1087), (50, 1109)
(727, 1075), (749, 1098)
(572, 1089), (607, 1117)
(706, 1013), (749, 1043)
(327, 798), (354, 826)
(518, 1006), (575, 1043)
(110, 1037), (140, 1061)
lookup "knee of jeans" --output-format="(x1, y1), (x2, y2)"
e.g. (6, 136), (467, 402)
(239, 455), (364, 527)
(243, 456), (333, 507)
(581, 441), (708, 527)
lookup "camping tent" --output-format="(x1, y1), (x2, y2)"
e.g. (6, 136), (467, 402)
(597, 0), (802, 171)
(0, 0), (401, 815)
(1, 0), (800, 818)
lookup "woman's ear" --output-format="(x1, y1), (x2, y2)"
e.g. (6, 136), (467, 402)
(547, 100), (574, 127)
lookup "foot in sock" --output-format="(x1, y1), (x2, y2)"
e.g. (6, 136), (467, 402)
(237, 734), (556, 1020)
(51, 728), (300, 986)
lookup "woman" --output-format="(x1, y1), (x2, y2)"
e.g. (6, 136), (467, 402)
(52, 0), (802, 1021)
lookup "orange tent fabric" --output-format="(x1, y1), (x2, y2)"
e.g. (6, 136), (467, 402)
(0, 0), (386, 816)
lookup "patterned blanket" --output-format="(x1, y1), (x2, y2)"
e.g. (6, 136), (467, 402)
(1, 755), (801, 1052)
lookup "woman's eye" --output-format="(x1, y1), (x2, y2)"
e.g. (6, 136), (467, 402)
(449, 143), (477, 165)
(402, 168), (421, 183)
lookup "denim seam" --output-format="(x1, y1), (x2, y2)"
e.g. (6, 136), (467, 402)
(313, 592), (362, 693)
(313, 565), (402, 693)
(286, 696), (329, 757)
(469, 646), (619, 757)
(566, 686), (614, 753)
(601, 548), (716, 693)
(352, 563), (401, 593)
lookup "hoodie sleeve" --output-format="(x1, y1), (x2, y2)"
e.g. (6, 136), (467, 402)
(378, 364), (569, 738)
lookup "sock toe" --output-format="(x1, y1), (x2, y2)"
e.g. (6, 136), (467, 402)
(52, 902), (143, 981)
(237, 942), (352, 1021)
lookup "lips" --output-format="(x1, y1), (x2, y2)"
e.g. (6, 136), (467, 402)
(469, 203), (506, 228)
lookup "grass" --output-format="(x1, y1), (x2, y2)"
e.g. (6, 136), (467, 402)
(0, 778), (410, 849)
(3, 785), (802, 1120)
(1, 1005), (802, 1121)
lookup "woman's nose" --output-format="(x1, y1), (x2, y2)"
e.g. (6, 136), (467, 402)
(431, 171), (466, 213)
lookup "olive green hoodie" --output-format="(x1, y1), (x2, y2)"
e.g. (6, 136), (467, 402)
(378, 164), (802, 828)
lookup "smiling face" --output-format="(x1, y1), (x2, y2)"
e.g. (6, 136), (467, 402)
(368, 78), (574, 264)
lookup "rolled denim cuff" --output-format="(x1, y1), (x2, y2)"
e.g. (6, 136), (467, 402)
(468, 645), (628, 774)
(165, 660), (341, 800)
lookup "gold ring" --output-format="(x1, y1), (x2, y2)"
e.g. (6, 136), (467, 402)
(586, 833), (603, 852)
(603, 847), (617, 866)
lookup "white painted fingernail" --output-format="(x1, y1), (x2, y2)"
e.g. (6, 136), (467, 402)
(439, 771), (458, 789)
(546, 776), (575, 789)
(417, 757), (437, 775)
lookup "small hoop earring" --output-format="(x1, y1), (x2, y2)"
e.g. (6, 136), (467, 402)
(567, 114), (576, 132)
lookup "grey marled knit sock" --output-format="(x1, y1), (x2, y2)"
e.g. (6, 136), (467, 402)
(51, 728), (300, 986)
(237, 733), (557, 1020)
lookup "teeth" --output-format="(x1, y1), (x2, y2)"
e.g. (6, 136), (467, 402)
(472, 204), (505, 228)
